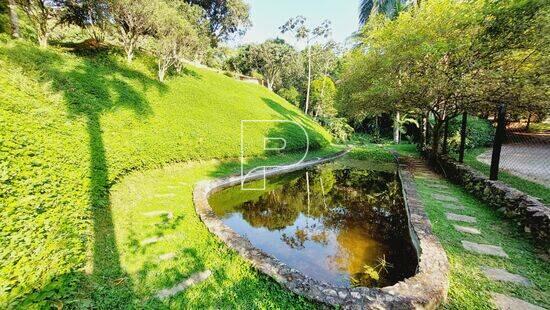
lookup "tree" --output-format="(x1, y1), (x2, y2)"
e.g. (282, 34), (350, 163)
(248, 39), (296, 91)
(277, 87), (302, 106)
(110, 0), (158, 62)
(359, 0), (409, 23)
(150, 2), (201, 82)
(359, 0), (418, 144)
(342, 0), (484, 153)
(7, 0), (20, 38)
(59, 0), (110, 43)
(16, 0), (63, 47)
(311, 76), (336, 118)
(281, 16), (331, 115)
(186, 0), (251, 44)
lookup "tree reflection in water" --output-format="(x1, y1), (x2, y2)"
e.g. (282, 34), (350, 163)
(209, 164), (418, 287)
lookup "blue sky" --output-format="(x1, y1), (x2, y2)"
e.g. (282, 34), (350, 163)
(231, 0), (361, 49)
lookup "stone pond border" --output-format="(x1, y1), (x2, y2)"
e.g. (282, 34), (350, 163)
(193, 150), (449, 309)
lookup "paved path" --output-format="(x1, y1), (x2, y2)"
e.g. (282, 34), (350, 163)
(477, 144), (550, 187)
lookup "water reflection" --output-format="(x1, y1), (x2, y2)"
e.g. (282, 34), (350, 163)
(208, 164), (418, 287)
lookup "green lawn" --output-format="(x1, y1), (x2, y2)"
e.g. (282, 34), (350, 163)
(0, 39), (331, 307)
(100, 149), (344, 308)
(461, 148), (549, 204)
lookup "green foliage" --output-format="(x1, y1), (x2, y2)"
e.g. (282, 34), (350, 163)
(318, 116), (354, 143)
(0, 40), (331, 307)
(187, 0), (251, 43)
(0, 1), (8, 34)
(311, 76), (336, 118)
(447, 116), (494, 152)
(343, 0), (548, 153)
(246, 39), (296, 90)
(277, 86), (301, 106)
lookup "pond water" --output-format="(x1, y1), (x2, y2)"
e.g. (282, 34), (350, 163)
(208, 161), (418, 288)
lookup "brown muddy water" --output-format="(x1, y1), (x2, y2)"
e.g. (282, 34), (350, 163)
(208, 162), (418, 288)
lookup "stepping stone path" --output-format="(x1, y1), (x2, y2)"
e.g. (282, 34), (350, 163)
(426, 183), (449, 189)
(432, 193), (459, 203)
(444, 204), (465, 211)
(462, 241), (509, 258)
(491, 293), (544, 310)
(481, 267), (531, 286)
(408, 157), (541, 308)
(141, 236), (163, 246)
(156, 270), (212, 299)
(454, 225), (481, 235)
(143, 211), (174, 219)
(446, 213), (477, 223)
(159, 252), (177, 261)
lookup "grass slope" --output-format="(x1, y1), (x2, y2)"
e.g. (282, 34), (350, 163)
(0, 39), (331, 307)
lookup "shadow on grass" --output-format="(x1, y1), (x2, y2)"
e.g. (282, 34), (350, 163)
(0, 43), (166, 306)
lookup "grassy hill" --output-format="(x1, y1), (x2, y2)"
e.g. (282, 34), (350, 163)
(0, 38), (332, 306)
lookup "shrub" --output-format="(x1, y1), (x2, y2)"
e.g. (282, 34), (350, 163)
(448, 116), (494, 152)
(318, 116), (354, 143)
(277, 86), (301, 106)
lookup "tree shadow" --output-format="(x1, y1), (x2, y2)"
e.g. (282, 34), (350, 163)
(0, 44), (164, 306)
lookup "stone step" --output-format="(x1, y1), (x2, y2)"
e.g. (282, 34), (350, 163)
(454, 225), (481, 235)
(143, 211), (174, 219)
(159, 252), (177, 261)
(481, 267), (531, 286)
(141, 236), (163, 246)
(446, 213), (477, 223)
(426, 183), (449, 189)
(462, 241), (509, 258)
(156, 270), (213, 299)
(491, 293), (544, 310)
(433, 193), (459, 203)
(444, 204), (466, 211)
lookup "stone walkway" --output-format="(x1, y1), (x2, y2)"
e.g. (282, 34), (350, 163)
(406, 158), (542, 309)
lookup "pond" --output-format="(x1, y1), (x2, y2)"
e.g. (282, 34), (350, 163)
(208, 161), (418, 288)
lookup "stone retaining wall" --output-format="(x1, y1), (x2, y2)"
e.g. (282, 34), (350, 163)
(429, 154), (550, 247)
(193, 151), (449, 309)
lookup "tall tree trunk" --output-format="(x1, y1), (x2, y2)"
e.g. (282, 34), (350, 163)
(393, 111), (401, 144)
(305, 43), (312, 115)
(490, 104), (507, 180)
(7, 0), (20, 39)
(526, 112), (532, 131)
